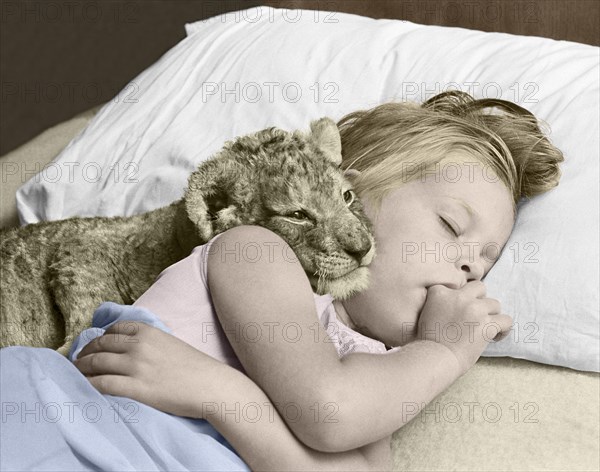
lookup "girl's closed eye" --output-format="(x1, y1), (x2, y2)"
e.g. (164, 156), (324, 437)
(439, 216), (460, 237)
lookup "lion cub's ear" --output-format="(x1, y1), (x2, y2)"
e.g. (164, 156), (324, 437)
(309, 117), (342, 165)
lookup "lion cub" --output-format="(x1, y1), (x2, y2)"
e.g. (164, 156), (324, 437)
(1, 118), (375, 356)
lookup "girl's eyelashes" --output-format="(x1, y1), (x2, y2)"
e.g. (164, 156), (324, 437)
(439, 216), (460, 237)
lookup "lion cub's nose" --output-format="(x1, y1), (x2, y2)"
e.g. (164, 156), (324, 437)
(347, 242), (372, 262)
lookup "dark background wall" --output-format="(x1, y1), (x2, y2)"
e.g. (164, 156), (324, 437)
(1, 0), (599, 156)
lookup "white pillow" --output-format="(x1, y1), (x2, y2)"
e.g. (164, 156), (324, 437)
(16, 6), (599, 372)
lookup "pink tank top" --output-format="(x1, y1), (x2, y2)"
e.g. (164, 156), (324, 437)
(133, 233), (399, 372)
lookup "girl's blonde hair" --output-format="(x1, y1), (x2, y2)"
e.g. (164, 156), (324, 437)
(337, 91), (564, 221)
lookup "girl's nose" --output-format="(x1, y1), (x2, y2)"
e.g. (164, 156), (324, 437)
(460, 260), (484, 282)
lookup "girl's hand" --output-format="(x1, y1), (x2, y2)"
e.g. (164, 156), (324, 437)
(417, 281), (513, 375)
(73, 321), (230, 418)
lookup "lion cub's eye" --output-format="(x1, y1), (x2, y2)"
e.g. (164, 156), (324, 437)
(343, 189), (356, 205)
(289, 210), (308, 220)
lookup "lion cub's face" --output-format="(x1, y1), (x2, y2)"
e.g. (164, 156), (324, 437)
(185, 118), (376, 300)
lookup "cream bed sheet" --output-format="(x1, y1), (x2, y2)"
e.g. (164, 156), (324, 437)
(1, 109), (598, 471)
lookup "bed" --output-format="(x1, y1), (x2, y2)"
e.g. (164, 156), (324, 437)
(1, 2), (599, 471)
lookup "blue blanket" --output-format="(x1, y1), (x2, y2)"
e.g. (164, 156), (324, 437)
(0, 302), (250, 471)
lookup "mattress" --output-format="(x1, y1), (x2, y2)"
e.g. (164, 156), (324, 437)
(1, 108), (598, 471)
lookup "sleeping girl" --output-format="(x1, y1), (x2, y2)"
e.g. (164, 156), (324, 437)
(0, 91), (563, 471)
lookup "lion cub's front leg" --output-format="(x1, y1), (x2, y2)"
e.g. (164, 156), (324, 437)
(50, 240), (128, 356)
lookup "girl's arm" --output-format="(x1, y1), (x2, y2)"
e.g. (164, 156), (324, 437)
(207, 225), (507, 452)
(74, 321), (391, 471)
(205, 362), (392, 471)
